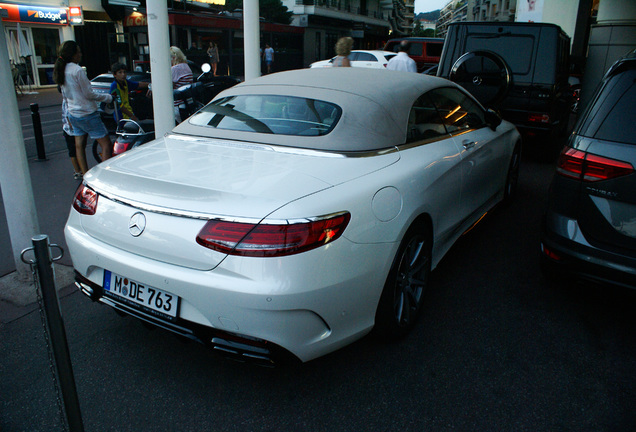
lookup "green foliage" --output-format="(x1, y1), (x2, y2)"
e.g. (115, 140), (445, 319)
(412, 22), (436, 37)
(224, 0), (293, 24)
(412, 21), (424, 36)
(422, 28), (436, 37)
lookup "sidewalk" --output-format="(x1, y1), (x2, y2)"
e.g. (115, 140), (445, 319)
(16, 86), (62, 111)
(0, 149), (80, 322)
(1, 88), (81, 322)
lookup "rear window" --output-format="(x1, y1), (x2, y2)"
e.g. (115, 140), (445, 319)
(355, 52), (376, 62)
(426, 43), (443, 57)
(465, 34), (535, 75)
(189, 95), (342, 136)
(384, 42), (398, 53)
(585, 69), (636, 145)
(409, 44), (423, 56)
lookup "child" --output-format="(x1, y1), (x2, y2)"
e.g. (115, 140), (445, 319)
(109, 62), (150, 122)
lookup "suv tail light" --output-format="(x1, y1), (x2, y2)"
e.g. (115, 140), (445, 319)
(528, 113), (550, 123)
(556, 147), (634, 182)
(196, 212), (350, 257)
(72, 184), (98, 215)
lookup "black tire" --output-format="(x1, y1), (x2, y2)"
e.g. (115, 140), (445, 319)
(449, 50), (512, 108)
(92, 139), (102, 163)
(503, 142), (521, 204)
(374, 223), (432, 339)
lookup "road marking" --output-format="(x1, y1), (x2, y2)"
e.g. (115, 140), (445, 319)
(22, 119), (62, 127)
(23, 131), (64, 141)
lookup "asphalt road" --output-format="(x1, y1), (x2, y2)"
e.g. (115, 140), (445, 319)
(1, 150), (635, 431)
(21, 104), (69, 160)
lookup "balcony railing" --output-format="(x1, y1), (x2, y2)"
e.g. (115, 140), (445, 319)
(295, 0), (385, 18)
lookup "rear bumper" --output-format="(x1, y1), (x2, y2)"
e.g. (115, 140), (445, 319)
(64, 214), (393, 363)
(540, 214), (636, 289)
(74, 271), (294, 366)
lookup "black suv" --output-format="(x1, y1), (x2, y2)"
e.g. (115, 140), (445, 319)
(437, 22), (572, 149)
(540, 49), (636, 289)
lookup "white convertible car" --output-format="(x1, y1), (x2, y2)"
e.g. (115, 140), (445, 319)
(65, 68), (521, 364)
(309, 50), (397, 69)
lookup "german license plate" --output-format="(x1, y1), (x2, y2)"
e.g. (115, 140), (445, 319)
(103, 270), (179, 321)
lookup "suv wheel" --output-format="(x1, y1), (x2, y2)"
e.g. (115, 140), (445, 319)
(450, 50), (512, 107)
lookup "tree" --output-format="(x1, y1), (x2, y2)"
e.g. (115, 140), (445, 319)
(412, 21), (425, 37)
(224, 0), (293, 24)
(423, 28), (436, 37)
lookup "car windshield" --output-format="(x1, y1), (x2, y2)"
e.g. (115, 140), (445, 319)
(189, 95), (342, 136)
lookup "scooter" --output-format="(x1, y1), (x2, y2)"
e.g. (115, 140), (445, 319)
(174, 63), (212, 122)
(174, 81), (207, 122)
(93, 118), (155, 162)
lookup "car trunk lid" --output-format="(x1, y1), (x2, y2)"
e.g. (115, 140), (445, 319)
(577, 140), (636, 254)
(79, 134), (399, 270)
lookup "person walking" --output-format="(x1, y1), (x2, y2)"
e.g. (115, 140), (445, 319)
(333, 37), (353, 67)
(53, 40), (113, 175)
(263, 44), (274, 74)
(386, 41), (417, 72)
(207, 41), (219, 76)
(170, 46), (193, 123)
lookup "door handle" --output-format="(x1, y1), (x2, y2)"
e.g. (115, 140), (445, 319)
(462, 140), (476, 149)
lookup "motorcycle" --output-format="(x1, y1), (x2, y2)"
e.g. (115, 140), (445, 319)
(93, 118), (155, 163)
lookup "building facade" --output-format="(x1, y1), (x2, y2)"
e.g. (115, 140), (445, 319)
(436, 0), (516, 37)
(280, 0), (392, 66)
(2, 0), (307, 85)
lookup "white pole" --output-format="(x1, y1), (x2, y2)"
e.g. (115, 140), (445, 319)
(146, 0), (175, 137)
(243, 0), (261, 81)
(0, 20), (40, 280)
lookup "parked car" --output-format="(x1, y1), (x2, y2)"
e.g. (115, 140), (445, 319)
(437, 22), (572, 151)
(66, 68), (521, 365)
(541, 49), (636, 289)
(309, 50), (397, 69)
(383, 37), (444, 72)
(90, 62), (241, 130)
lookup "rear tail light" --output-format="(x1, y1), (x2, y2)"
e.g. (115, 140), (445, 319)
(557, 147), (634, 182)
(528, 113), (550, 123)
(113, 141), (133, 156)
(72, 184), (98, 215)
(196, 212), (351, 257)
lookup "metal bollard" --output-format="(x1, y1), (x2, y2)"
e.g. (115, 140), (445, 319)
(30, 103), (47, 160)
(22, 235), (84, 432)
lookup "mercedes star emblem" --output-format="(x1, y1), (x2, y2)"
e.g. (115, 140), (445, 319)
(128, 212), (146, 237)
(472, 75), (483, 86)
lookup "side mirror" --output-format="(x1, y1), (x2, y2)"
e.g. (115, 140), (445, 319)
(485, 109), (502, 131)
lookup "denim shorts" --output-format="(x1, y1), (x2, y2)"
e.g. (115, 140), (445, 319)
(67, 111), (109, 140)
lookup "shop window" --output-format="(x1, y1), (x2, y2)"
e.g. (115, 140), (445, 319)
(32, 28), (59, 65)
